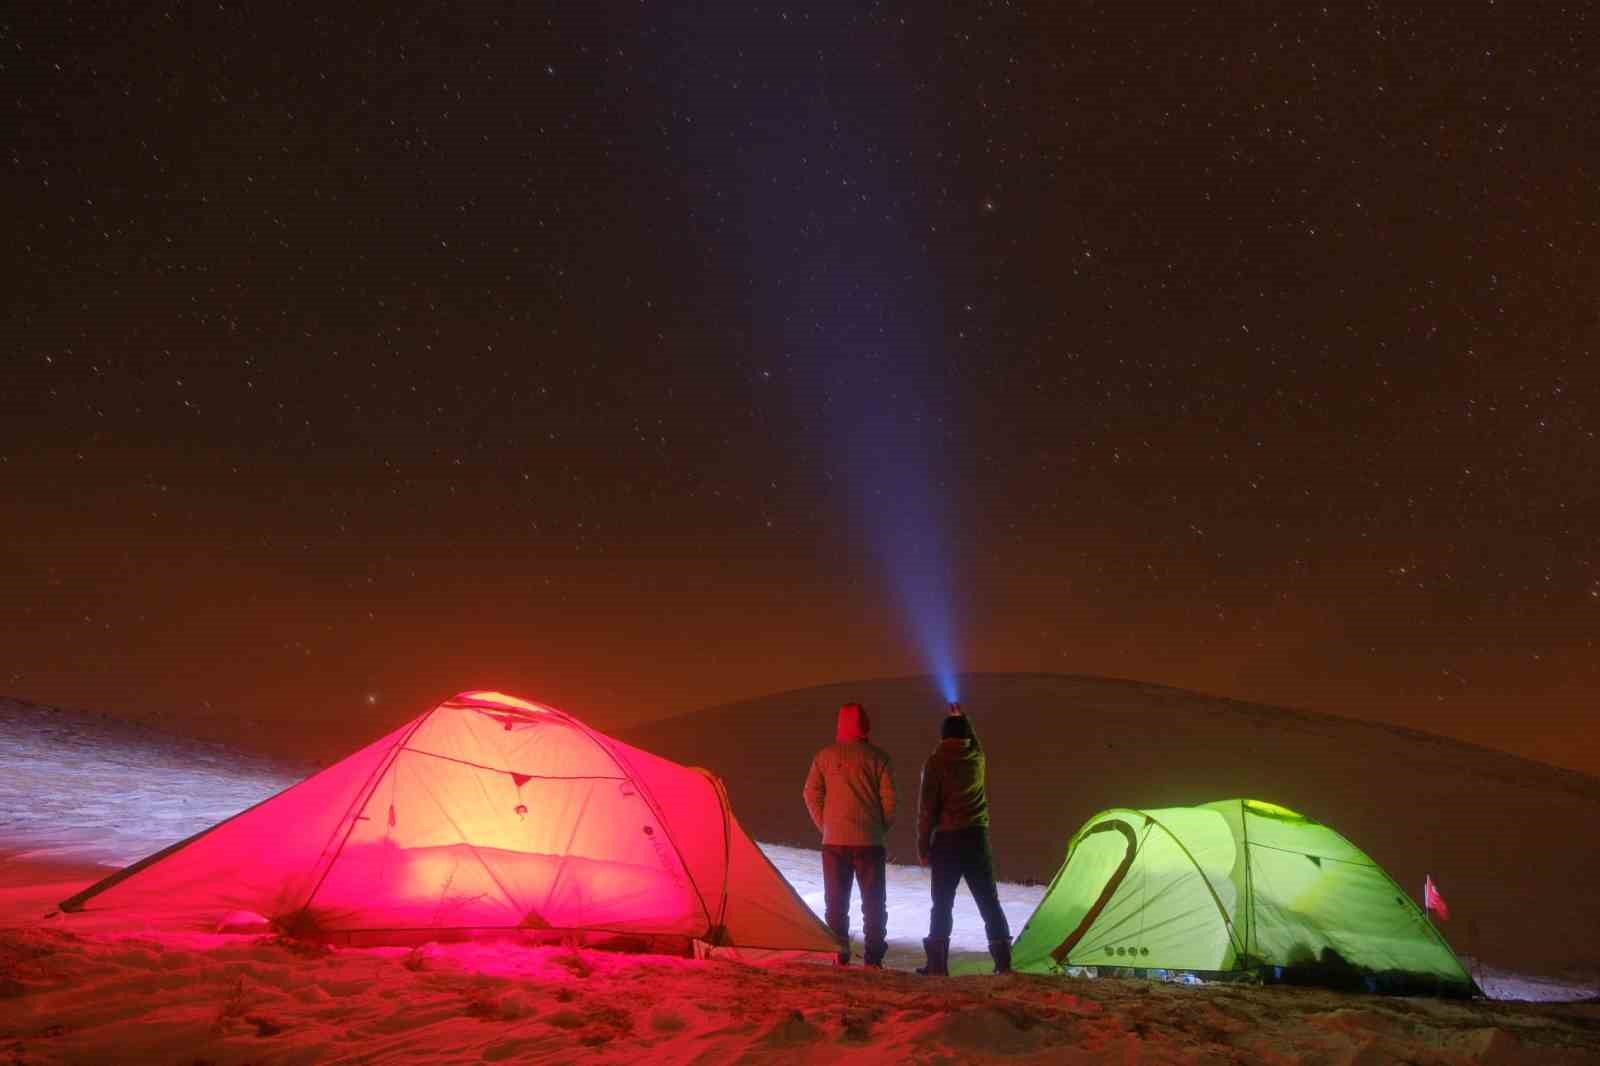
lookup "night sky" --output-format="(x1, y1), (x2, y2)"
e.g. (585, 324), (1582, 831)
(5, 3), (1596, 771)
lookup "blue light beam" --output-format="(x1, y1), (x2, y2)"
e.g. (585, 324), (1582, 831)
(663, 12), (965, 697)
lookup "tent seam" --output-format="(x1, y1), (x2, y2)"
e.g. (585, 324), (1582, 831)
(531, 707), (721, 940)
(298, 706), (440, 921)
(1142, 810), (1248, 963)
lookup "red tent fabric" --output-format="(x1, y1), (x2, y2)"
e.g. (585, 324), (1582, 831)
(61, 691), (837, 955)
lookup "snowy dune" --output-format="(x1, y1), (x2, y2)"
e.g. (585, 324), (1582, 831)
(4, 694), (1600, 1063)
(0, 700), (311, 867)
(622, 674), (1600, 977)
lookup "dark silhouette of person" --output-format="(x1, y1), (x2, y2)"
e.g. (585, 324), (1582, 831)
(803, 702), (897, 966)
(916, 704), (1011, 975)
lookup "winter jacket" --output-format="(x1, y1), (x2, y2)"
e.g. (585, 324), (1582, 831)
(803, 704), (897, 847)
(917, 721), (989, 862)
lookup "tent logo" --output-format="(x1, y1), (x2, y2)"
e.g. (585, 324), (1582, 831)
(642, 824), (685, 887)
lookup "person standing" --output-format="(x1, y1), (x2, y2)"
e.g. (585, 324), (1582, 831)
(803, 701), (896, 967)
(916, 703), (1011, 975)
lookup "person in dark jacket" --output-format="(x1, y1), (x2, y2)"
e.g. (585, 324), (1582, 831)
(803, 702), (897, 966)
(916, 704), (1011, 975)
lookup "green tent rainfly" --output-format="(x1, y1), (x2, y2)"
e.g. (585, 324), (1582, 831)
(1012, 799), (1476, 995)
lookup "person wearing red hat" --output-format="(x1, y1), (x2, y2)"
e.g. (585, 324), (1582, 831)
(803, 701), (897, 967)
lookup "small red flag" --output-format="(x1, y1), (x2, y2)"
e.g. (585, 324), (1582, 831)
(1424, 874), (1450, 921)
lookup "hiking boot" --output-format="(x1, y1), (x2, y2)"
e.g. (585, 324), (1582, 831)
(834, 952), (851, 967)
(916, 937), (950, 976)
(989, 937), (1013, 975)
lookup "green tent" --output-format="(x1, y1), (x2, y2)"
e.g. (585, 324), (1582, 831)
(1012, 799), (1475, 995)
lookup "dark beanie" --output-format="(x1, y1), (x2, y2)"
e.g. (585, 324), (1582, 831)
(941, 714), (972, 740)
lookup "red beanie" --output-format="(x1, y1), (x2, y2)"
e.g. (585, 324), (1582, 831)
(836, 702), (870, 742)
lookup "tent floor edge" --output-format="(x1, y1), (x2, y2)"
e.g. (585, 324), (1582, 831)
(291, 925), (705, 954)
(1261, 964), (1479, 999)
(1057, 963), (1477, 999)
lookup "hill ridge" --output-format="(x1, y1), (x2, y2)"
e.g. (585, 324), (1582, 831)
(652, 672), (1599, 789)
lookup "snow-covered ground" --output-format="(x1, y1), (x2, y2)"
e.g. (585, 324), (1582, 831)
(745, 843), (1041, 970)
(6, 869), (1600, 1065)
(4, 698), (1600, 1064)
(0, 699), (310, 867)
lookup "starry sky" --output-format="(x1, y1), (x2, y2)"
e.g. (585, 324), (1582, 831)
(5, 3), (1597, 771)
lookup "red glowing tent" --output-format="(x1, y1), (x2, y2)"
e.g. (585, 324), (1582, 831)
(61, 691), (838, 955)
